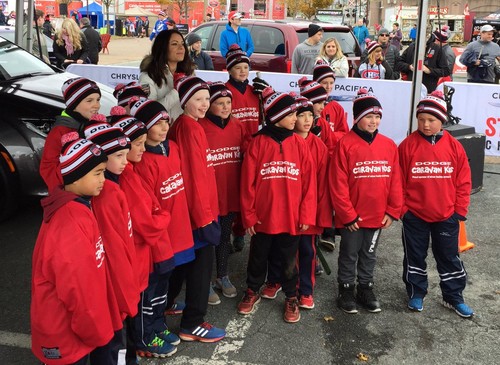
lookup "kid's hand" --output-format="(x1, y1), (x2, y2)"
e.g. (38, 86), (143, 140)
(422, 65), (431, 74)
(381, 214), (393, 229)
(246, 221), (261, 236)
(346, 217), (362, 232)
(299, 223), (309, 231)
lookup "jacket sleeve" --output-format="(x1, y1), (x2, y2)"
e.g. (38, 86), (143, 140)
(386, 145), (403, 220)
(382, 59), (394, 80)
(338, 57), (350, 78)
(78, 33), (90, 62)
(291, 46), (300, 73)
(40, 128), (64, 190)
(203, 51), (214, 70)
(220, 31), (229, 57)
(240, 140), (259, 228)
(453, 141), (472, 217)
(299, 143), (317, 226)
(52, 36), (67, 64)
(245, 29), (254, 57)
(396, 45), (412, 73)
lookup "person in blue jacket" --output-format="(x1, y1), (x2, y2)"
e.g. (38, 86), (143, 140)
(219, 11), (254, 57)
(150, 11), (168, 41)
(353, 19), (370, 52)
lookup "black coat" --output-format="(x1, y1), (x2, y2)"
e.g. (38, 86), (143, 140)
(82, 25), (102, 64)
(53, 32), (89, 69)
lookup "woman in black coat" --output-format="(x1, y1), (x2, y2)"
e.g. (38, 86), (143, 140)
(53, 18), (89, 69)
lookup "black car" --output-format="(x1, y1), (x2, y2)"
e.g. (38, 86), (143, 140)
(0, 35), (116, 221)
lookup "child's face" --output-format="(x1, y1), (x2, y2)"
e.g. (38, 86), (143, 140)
(147, 119), (169, 146)
(319, 77), (335, 95)
(275, 112), (297, 130)
(183, 89), (210, 120)
(313, 101), (325, 116)
(127, 134), (147, 163)
(417, 113), (442, 136)
(357, 113), (381, 134)
(229, 63), (249, 82)
(209, 96), (232, 119)
(106, 149), (129, 175)
(69, 162), (106, 196)
(294, 111), (314, 134)
(74, 92), (101, 120)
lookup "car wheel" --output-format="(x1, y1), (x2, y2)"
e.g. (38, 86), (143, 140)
(0, 151), (20, 222)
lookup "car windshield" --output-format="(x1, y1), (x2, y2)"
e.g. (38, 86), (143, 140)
(297, 30), (358, 56)
(0, 37), (55, 82)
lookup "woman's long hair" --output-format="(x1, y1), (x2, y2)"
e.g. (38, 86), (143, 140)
(140, 29), (195, 87)
(55, 18), (82, 50)
(318, 37), (344, 62)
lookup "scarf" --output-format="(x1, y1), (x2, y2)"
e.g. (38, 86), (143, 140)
(62, 33), (74, 56)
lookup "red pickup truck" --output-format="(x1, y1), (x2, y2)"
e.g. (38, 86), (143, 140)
(188, 19), (361, 75)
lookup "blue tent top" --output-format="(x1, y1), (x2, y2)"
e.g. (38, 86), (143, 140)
(77, 2), (103, 15)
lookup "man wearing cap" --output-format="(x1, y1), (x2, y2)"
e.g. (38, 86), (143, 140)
(433, 29), (456, 80)
(220, 11), (254, 57)
(459, 24), (500, 84)
(361, 28), (400, 80)
(292, 24), (324, 75)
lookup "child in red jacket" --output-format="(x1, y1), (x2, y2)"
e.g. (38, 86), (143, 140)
(31, 136), (115, 365)
(238, 87), (317, 324)
(40, 77), (102, 190)
(329, 89), (402, 314)
(167, 75), (226, 343)
(399, 91), (473, 318)
(198, 82), (246, 303)
(111, 112), (177, 358)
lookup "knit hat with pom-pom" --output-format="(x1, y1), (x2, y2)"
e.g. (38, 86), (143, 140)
(225, 44), (250, 70)
(298, 77), (328, 104)
(59, 133), (107, 185)
(129, 99), (170, 129)
(352, 88), (383, 123)
(366, 40), (381, 55)
(61, 77), (101, 111)
(262, 87), (298, 124)
(109, 106), (147, 142)
(113, 82), (148, 107)
(416, 90), (447, 124)
(291, 93), (314, 115)
(208, 81), (233, 104)
(313, 61), (336, 83)
(83, 121), (130, 155)
(175, 75), (209, 109)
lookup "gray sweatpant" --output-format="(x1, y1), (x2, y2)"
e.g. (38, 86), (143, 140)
(337, 228), (381, 285)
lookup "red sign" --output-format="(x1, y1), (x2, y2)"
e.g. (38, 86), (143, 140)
(428, 6), (448, 15)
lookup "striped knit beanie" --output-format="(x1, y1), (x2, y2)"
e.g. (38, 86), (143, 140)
(129, 99), (170, 129)
(62, 77), (101, 111)
(262, 87), (298, 124)
(298, 77), (328, 104)
(352, 89), (383, 123)
(113, 82), (148, 107)
(83, 122), (130, 155)
(225, 44), (250, 70)
(313, 61), (336, 83)
(175, 75), (209, 109)
(208, 81), (233, 104)
(416, 90), (447, 124)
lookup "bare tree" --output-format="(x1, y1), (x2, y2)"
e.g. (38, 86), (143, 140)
(102, 0), (112, 34)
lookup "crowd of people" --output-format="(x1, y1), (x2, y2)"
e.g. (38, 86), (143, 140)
(29, 21), (482, 364)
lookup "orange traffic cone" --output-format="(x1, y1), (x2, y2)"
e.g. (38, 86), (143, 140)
(458, 220), (475, 253)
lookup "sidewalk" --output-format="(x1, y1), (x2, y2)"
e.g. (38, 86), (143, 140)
(98, 36), (152, 66)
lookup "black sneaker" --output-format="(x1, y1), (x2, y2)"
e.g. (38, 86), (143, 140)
(338, 283), (358, 314)
(356, 283), (381, 313)
(232, 236), (245, 252)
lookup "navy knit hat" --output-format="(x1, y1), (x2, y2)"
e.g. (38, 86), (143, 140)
(262, 87), (298, 124)
(59, 135), (107, 185)
(298, 77), (328, 104)
(62, 77), (101, 111)
(113, 82), (148, 107)
(83, 121), (130, 155)
(416, 90), (447, 124)
(208, 81), (233, 104)
(175, 75), (209, 109)
(293, 94), (314, 115)
(111, 115), (147, 141)
(308, 24), (323, 38)
(352, 89), (383, 123)
(129, 99), (170, 129)
(225, 44), (250, 70)
(313, 61), (336, 83)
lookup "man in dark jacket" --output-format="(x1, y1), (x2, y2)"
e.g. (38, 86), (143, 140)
(80, 17), (102, 65)
(361, 28), (400, 79)
(0, 5), (6, 26)
(395, 34), (450, 92)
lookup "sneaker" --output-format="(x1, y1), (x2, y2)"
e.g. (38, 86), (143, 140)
(338, 283), (358, 314)
(298, 295), (315, 309)
(319, 234), (335, 251)
(157, 329), (180, 346)
(136, 336), (177, 358)
(179, 322), (226, 343)
(408, 297), (424, 312)
(238, 289), (261, 315)
(356, 283), (381, 313)
(232, 236), (245, 252)
(443, 301), (474, 318)
(208, 284), (221, 305)
(315, 257), (324, 276)
(260, 282), (282, 299)
(165, 302), (185, 315)
(284, 297), (301, 323)
(215, 276), (237, 298)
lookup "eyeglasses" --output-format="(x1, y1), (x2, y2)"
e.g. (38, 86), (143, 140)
(379, 34), (389, 37)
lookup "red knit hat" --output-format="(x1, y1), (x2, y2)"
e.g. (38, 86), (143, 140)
(366, 40), (381, 55)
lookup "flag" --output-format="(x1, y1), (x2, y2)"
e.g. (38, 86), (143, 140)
(464, 3), (470, 16)
(396, 1), (403, 21)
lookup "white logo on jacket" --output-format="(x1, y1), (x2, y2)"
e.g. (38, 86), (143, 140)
(95, 236), (105, 268)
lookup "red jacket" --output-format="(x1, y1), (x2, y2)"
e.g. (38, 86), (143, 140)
(330, 129), (402, 228)
(119, 163), (174, 291)
(398, 130), (471, 222)
(168, 114), (219, 229)
(240, 133), (317, 235)
(31, 189), (114, 364)
(93, 179), (140, 322)
(198, 116), (245, 216)
(301, 133), (332, 235)
(322, 100), (349, 141)
(134, 141), (196, 266)
(40, 125), (73, 190)
(225, 81), (260, 136)
(315, 116), (338, 156)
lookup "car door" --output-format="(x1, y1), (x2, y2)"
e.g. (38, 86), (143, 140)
(250, 25), (287, 73)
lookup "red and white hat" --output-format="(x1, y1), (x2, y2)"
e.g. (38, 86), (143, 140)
(83, 122), (130, 155)
(262, 87), (298, 124)
(416, 90), (447, 124)
(352, 89), (383, 123)
(366, 40), (381, 55)
(313, 61), (336, 83)
(113, 82), (148, 107)
(62, 77), (101, 111)
(228, 11), (243, 20)
(175, 75), (209, 109)
(129, 99), (170, 129)
(225, 44), (250, 70)
(208, 81), (233, 104)
(298, 77), (328, 104)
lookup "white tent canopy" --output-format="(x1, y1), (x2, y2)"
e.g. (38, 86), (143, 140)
(117, 6), (158, 17)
